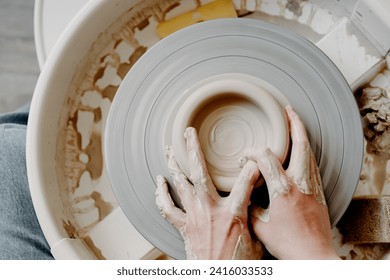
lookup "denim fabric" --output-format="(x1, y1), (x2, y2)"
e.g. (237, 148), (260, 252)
(0, 106), (53, 259)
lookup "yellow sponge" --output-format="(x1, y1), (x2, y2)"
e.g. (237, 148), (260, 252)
(157, 0), (238, 38)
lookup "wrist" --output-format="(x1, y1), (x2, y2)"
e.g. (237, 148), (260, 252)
(309, 248), (340, 260)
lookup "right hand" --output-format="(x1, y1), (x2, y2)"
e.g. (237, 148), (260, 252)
(243, 105), (339, 260)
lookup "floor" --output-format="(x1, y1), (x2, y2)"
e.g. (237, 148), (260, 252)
(0, 0), (40, 114)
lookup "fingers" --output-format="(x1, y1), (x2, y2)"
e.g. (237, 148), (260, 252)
(310, 151), (326, 205)
(249, 205), (270, 243)
(184, 127), (219, 200)
(229, 160), (260, 216)
(250, 204), (270, 223)
(242, 148), (290, 202)
(155, 175), (186, 228)
(232, 227), (264, 259)
(285, 105), (309, 144)
(285, 105), (325, 199)
(165, 145), (194, 206)
(285, 105), (312, 193)
(285, 105), (311, 171)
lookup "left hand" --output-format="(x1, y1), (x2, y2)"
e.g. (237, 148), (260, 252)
(156, 127), (264, 259)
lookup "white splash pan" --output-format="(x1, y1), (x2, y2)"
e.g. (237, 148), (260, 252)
(27, 0), (389, 259)
(27, 0), (164, 260)
(34, 0), (90, 69)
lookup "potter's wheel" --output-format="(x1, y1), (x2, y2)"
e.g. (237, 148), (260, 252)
(105, 19), (363, 259)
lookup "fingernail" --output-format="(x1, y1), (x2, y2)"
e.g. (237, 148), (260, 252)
(246, 161), (260, 183)
(184, 127), (196, 139)
(285, 105), (299, 119)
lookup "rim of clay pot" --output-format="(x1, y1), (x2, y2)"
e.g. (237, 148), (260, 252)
(171, 73), (289, 192)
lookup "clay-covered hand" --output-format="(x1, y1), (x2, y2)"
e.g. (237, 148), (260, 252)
(155, 127), (263, 260)
(242, 105), (339, 260)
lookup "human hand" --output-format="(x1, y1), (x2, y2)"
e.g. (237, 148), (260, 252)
(155, 127), (263, 260)
(242, 105), (339, 260)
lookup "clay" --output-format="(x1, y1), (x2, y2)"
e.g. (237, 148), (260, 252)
(242, 105), (327, 228)
(156, 128), (263, 259)
(171, 74), (289, 192)
(241, 105), (326, 207)
(354, 62), (390, 197)
(286, 0), (307, 17)
(358, 86), (390, 159)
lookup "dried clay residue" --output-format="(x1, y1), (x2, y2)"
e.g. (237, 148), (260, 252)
(358, 86), (390, 158)
(71, 191), (114, 237)
(62, 220), (77, 239)
(356, 73), (390, 195)
(57, 0), (199, 258)
(63, 108), (103, 193)
(59, 0), (186, 196)
(83, 236), (106, 260)
(285, 0), (308, 17)
(336, 58), (390, 260)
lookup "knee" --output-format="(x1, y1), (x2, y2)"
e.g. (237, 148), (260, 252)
(0, 124), (27, 191)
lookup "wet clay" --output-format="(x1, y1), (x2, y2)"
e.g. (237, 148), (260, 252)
(171, 74), (289, 192)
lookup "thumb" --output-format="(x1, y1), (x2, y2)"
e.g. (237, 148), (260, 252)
(250, 204), (270, 223)
(249, 204), (270, 242)
(242, 148), (290, 203)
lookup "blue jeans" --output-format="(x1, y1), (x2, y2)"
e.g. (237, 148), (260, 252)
(0, 105), (53, 259)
